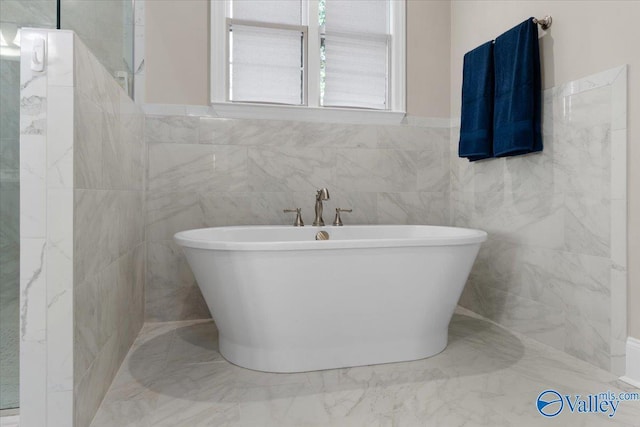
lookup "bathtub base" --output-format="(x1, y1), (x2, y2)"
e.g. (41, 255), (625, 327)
(219, 332), (449, 373)
(175, 225), (487, 374)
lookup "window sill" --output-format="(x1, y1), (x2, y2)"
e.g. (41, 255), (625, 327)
(142, 102), (407, 125)
(210, 102), (406, 125)
(211, 102), (405, 125)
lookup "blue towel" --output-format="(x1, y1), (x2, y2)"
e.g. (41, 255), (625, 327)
(493, 18), (543, 157)
(459, 41), (495, 161)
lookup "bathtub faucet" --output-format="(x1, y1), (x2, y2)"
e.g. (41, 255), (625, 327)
(313, 188), (330, 226)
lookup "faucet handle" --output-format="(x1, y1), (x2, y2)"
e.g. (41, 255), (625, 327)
(284, 208), (304, 227)
(333, 208), (352, 226)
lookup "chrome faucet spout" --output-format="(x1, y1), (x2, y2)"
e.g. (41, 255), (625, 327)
(313, 188), (330, 226)
(316, 188), (330, 201)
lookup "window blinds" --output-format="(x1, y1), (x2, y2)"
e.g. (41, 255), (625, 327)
(322, 0), (390, 110)
(232, 0), (303, 26)
(227, 0), (391, 109)
(324, 0), (388, 34)
(229, 0), (305, 104)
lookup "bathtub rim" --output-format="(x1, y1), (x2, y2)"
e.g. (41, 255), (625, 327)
(174, 225), (488, 251)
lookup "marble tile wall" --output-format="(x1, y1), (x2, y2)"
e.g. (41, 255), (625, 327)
(19, 30), (145, 427)
(143, 113), (451, 321)
(72, 35), (145, 427)
(20, 29), (75, 427)
(452, 66), (628, 374)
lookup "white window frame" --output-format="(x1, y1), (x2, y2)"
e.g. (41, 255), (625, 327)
(210, 0), (405, 124)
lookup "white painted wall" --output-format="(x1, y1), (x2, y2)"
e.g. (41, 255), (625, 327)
(145, 0), (210, 105)
(406, 0), (451, 118)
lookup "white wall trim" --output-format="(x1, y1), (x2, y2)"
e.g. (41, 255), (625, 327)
(210, 0), (229, 103)
(306, 0), (320, 108)
(403, 115), (456, 128)
(211, 102), (405, 124)
(143, 102), (406, 125)
(390, 0), (406, 112)
(620, 337), (640, 389)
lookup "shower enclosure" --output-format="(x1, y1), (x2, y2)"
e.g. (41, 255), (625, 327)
(0, 0), (134, 414)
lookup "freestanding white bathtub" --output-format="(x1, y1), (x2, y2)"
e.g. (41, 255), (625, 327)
(174, 225), (487, 373)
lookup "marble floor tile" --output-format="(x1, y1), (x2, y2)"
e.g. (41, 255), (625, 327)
(91, 309), (640, 427)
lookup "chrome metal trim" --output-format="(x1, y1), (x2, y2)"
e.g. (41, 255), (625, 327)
(313, 188), (330, 226)
(284, 208), (304, 227)
(533, 15), (552, 30)
(315, 230), (330, 240)
(332, 208), (352, 226)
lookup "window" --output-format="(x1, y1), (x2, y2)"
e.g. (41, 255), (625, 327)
(226, 1), (307, 105)
(211, 0), (405, 120)
(321, 0), (390, 109)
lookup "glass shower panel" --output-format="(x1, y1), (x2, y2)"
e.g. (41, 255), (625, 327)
(60, 0), (135, 97)
(0, 0), (57, 412)
(0, 1), (57, 30)
(0, 50), (21, 413)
